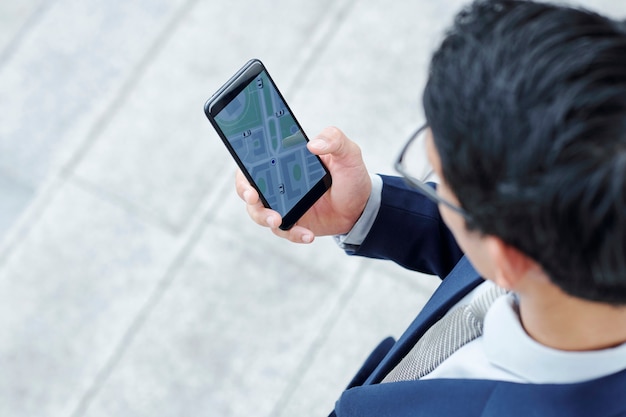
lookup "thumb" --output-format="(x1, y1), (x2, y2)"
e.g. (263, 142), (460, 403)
(308, 126), (361, 162)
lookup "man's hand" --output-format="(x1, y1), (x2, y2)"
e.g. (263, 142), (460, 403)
(235, 126), (372, 243)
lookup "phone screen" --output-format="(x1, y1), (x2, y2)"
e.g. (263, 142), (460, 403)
(212, 70), (327, 218)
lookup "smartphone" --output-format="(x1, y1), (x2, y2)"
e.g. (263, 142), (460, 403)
(204, 59), (332, 230)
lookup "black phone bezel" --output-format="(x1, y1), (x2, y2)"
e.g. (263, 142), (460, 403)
(204, 59), (332, 230)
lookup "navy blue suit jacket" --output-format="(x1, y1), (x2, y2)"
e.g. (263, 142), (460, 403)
(330, 176), (626, 417)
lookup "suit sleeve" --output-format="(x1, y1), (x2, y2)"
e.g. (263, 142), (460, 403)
(351, 175), (464, 278)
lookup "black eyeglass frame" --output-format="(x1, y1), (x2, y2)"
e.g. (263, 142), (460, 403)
(393, 124), (471, 219)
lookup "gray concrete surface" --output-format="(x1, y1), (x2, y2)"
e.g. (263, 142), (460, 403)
(1, 1), (625, 416)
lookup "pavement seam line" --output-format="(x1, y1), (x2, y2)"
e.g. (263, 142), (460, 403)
(68, 216), (207, 417)
(67, 151), (236, 417)
(282, 0), (358, 98)
(0, 1), (55, 68)
(269, 261), (369, 417)
(70, 175), (180, 235)
(0, 0), (201, 271)
(59, 0), (200, 183)
(61, 1), (210, 416)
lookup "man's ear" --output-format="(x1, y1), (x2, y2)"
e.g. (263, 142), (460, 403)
(484, 236), (537, 290)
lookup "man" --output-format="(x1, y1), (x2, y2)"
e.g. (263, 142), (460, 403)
(237, 0), (626, 415)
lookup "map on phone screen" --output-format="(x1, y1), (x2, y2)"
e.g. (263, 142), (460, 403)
(214, 71), (326, 216)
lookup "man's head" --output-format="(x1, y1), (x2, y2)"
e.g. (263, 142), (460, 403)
(423, 0), (626, 304)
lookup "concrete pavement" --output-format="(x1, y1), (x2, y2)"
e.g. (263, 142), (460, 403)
(1, 1), (625, 416)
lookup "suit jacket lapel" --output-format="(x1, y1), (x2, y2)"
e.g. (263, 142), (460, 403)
(364, 256), (484, 385)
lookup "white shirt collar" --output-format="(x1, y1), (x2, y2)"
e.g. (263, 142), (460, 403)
(483, 294), (626, 384)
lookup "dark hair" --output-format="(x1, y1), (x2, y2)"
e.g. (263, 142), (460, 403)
(423, 0), (626, 304)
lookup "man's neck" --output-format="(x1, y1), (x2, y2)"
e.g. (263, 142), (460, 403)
(517, 279), (626, 351)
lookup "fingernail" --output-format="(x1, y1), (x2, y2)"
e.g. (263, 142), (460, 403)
(309, 138), (327, 151)
(302, 234), (313, 243)
(243, 190), (251, 202)
(266, 216), (276, 228)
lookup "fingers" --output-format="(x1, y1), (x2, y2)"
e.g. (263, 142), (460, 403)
(272, 224), (316, 244)
(236, 169), (277, 225)
(235, 169), (256, 204)
(245, 201), (281, 229)
(235, 169), (315, 243)
(308, 126), (363, 167)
